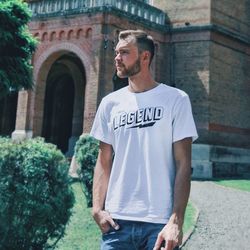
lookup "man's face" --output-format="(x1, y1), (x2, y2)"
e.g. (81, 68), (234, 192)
(114, 39), (141, 78)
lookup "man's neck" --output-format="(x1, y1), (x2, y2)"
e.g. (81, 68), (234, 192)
(128, 72), (158, 93)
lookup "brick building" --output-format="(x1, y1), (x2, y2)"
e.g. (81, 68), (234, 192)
(1, 0), (249, 178)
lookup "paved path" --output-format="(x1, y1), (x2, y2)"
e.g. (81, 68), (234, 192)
(182, 181), (250, 250)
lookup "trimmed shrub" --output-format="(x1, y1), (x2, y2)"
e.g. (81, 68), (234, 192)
(0, 137), (75, 250)
(74, 134), (99, 207)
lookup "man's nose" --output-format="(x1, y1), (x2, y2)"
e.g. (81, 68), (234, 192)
(115, 53), (121, 61)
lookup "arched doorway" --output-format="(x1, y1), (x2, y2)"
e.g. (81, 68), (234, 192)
(0, 93), (18, 136)
(41, 53), (85, 154)
(42, 72), (74, 153)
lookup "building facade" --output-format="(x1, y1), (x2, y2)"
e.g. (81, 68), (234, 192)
(1, 0), (250, 178)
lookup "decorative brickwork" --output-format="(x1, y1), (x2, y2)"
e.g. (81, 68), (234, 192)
(12, 3), (168, 156)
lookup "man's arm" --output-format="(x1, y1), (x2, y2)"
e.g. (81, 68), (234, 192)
(92, 141), (119, 233)
(154, 137), (192, 250)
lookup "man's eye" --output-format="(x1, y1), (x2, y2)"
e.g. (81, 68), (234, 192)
(115, 50), (129, 55)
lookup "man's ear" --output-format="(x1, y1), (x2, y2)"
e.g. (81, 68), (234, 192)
(141, 51), (151, 64)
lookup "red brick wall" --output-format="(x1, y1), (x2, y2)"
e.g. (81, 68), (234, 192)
(171, 39), (210, 143)
(209, 42), (250, 148)
(28, 14), (104, 134)
(24, 12), (168, 138)
(12, 3), (249, 151)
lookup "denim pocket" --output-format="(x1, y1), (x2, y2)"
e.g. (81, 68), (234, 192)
(103, 219), (122, 236)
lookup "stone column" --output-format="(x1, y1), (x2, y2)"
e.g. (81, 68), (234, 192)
(12, 90), (33, 140)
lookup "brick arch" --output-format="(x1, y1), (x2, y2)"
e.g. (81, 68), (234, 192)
(33, 32), (40, 38)
(67, 29), (74, 40)
(50, 31), (57, 41)
(76, 29), (84, 39)
(32, 42), (92, 137)
(41, 32), (48, 41)
(85, 28), (92, 39)
(34, 42), (91, 83)
(59, 30), (65, 40)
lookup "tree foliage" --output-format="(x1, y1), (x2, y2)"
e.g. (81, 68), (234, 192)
(0, 137), (75, 250)
(0, 0), (37, 99)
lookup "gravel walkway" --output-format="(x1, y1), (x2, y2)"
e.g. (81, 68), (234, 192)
(182, 181), (250, 250)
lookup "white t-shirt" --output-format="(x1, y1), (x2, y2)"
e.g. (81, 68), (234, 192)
(90, 83), (198, 224)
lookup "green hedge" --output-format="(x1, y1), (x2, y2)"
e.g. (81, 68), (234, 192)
(74, 134), (99, 208)
(0, 137), (75, 250)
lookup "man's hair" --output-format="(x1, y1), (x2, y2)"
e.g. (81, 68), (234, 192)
(118, 30), (155, 64)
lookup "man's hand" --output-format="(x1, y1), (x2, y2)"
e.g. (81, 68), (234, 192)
(92, 210), (120, 234)
(153, 215), (183, 250)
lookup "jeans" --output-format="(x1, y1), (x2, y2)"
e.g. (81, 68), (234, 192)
(101, 219), (180, 250)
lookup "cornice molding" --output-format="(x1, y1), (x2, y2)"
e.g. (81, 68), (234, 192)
(171, 24), (250, 46)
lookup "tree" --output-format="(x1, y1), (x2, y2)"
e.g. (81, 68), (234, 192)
(0, 137), (75, 249)
(0, 0), (37, 99)
(74, 134), (99, 207)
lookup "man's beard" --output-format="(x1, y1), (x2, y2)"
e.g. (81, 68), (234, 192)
(116, 58), (141, 78)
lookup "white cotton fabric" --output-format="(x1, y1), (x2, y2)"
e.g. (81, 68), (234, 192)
(90, 83), (198, 224)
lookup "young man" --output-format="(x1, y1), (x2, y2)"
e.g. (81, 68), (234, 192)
(90, 30), (198, 250)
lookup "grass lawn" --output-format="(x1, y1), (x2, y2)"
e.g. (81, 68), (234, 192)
(56, 182), (196, 250)
(213, 179), (250, 192)
(183, 201), (197, 235)
(56, 182), (100, 250)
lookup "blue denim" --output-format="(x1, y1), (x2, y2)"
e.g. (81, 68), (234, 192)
(101, 219), (180, 250)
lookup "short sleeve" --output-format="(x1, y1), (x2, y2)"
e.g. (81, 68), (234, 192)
(172, 95), (198, 143)
(90, 99), (113, 145)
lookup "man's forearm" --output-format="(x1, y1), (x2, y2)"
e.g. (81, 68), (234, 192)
(171, 163), (191, 227)
(153, 156), (191, 250)
(92, 142), (113, 215)
(91, 142), (117, 233)
(92, 161), (111, 214)
(171, 137), (192, 227)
